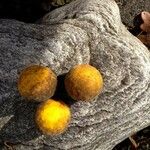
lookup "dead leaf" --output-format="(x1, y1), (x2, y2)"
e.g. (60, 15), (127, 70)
(136, 11), (150, 47)
(137, 33), (150, 47)
(140, 11), (150, 32)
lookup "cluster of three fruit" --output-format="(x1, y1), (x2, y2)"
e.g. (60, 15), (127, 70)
(18, 64), (103, 135)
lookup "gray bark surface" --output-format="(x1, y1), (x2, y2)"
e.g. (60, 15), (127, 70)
(0, 0), (150, 149)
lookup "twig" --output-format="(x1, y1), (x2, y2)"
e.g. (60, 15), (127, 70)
(129, 136), (139, 150)
(4, 141), (14, 150)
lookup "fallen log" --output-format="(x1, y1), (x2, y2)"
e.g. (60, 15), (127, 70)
(0, 0), (150, 149)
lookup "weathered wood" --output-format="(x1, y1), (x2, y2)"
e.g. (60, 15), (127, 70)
(0, 0), (150, 149)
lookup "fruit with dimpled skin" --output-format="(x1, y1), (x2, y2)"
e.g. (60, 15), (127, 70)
(18, 65), (57, 101)
(35, 99), (71, 135)
(65, 64), (103, 101)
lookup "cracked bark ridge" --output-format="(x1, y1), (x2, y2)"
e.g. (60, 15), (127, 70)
(0, 0), (150, 149)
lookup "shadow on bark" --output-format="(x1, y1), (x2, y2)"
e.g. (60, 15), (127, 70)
(52, 73), (77, 106)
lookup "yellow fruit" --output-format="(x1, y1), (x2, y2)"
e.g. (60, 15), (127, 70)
(18, 65), (57, 101)
(35, 99), (71, 135)
(65, 64), (103, 101)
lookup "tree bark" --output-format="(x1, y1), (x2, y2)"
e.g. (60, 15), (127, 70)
(0, 0), (150, 149)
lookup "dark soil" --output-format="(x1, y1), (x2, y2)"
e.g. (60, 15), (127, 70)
(0, 0), (149, 149)
(0, 0), (55, 22)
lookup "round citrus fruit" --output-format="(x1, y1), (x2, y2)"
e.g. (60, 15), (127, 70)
(18, 65), (57, 101)
(65, 64), (103, 101)
(35, 99), (71, 135)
